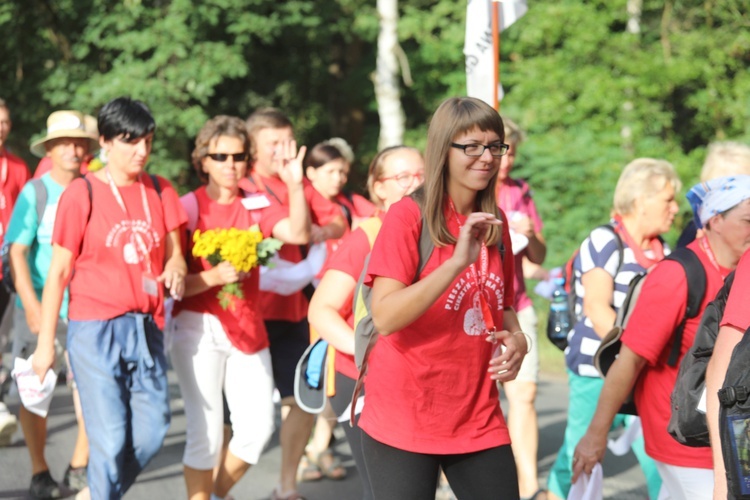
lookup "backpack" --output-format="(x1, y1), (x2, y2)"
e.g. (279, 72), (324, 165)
(717, 320), (750, 499)
(349, 194), (506, 425)
(594, 247), (707, 415)
(548, 224), (624, 351)
(1, 179), (48, 293)
(1, 173), (162, 294)
(668, 270), (735, 447)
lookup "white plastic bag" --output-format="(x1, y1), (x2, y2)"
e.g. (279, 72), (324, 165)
(567, 463), (603, 500)
(12, 355), (57, 418)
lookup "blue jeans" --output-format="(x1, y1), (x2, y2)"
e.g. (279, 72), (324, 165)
(67, 314), (170, 500)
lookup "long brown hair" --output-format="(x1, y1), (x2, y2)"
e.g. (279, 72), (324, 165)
(422, 97), (504, 247)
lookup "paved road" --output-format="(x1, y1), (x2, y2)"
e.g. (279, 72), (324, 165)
(0, 364), (649, 499)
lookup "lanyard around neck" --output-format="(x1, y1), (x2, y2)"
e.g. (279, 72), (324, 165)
(699, 236), (730, 278)
(448, 198), (494, 334)
(105, 168), (152, 226)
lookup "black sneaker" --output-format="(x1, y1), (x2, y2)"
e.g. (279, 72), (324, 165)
(29, 470), (62, 499)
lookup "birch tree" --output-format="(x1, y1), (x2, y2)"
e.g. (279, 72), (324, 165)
(374, 0), (406, 149)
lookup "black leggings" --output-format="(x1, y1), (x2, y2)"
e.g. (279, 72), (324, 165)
(361, 431), (519, 500)
(329, 371), (373, 500)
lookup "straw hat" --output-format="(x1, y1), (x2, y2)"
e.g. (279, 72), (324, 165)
(30, 110), (100, 157)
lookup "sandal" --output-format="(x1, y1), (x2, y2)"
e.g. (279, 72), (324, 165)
(308, 448), (347, 480)
(270, 487), (307, 500)
(522, 489), (548, 500)
(296, 455), (323, 482)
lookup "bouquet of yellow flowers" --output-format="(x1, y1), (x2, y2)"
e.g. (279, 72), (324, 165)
(192, 225), (282, 310)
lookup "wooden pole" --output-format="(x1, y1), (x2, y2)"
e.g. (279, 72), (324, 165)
(492, 0), (501, 111)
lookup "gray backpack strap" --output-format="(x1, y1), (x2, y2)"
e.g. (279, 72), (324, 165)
(29, 178), (47, 224)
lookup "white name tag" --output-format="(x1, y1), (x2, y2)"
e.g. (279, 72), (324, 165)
(241, 194), (271, 210)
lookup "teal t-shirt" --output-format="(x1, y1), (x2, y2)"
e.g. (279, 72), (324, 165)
(5, 173), (69, 318)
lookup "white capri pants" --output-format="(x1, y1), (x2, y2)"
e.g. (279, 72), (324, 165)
(654, 460), (713, 500)
(170, 310), (275, 470)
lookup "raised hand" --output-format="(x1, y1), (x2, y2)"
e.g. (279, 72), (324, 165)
(276, 139), (306, 187)
(450, 212), (503, 270)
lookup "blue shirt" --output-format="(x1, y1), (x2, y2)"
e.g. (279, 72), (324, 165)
(5, 173), (69, 318)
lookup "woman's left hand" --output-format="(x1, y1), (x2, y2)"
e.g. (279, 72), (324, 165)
(486, 330), (526, 382)
(159, 268), (186, 300)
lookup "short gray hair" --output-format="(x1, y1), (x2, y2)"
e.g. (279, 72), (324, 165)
(613, 158), (681, 215)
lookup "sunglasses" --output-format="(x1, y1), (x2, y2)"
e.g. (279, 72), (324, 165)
(206, 152), (248, 162)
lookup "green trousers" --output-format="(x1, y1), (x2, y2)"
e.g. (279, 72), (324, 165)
(547, 369), (662, 499)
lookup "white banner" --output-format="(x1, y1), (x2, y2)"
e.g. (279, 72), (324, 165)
(465, 0), (528, 107)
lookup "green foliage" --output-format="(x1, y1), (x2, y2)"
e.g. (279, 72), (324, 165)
(0, 0), (748, 259)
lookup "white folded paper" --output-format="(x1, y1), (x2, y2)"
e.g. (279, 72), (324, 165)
(11, 355), (56, 418)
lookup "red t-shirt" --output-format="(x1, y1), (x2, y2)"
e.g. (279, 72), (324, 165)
(53, 173), (186, 328)
(245, 173), (341, 322)
(622, 239), (729, 468)
(174, 186), (288, 353)
(359, 197), (515, 454)
(322, 213), (386, 380)
(0, 149), (30, 278)
(722, 249), (750, 332)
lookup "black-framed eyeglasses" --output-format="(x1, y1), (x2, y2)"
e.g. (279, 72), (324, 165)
(450, 142), (509, 158)
(380, 171), (425, 189)
(206, 152), (248, 162)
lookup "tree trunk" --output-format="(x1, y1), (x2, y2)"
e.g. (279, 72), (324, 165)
(374, 0), (405, 150)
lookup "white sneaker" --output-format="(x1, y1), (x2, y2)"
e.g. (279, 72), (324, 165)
(0, 401), (18, 446)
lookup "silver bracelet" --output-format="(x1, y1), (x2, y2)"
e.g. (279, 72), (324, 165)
(512, 331), (532, 354)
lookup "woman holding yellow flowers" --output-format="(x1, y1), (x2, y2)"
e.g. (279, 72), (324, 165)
(170, 116), (310, 500)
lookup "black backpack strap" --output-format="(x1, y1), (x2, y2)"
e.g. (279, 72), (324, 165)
(664, 247), (707, 366)
(148, 173), (162, 198)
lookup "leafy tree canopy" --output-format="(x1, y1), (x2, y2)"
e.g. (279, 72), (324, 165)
(0, 0), (747, 263)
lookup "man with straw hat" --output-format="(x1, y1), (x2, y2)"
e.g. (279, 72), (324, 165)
(32, 114), (98, 179)
(0, 97), (30, 448)
(8, 109), (97, 499)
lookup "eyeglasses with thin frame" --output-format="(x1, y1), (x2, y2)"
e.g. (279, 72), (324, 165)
(379, 171), (425, 189)
(206, 152), (249, 162)
(450, 142), (509, 158)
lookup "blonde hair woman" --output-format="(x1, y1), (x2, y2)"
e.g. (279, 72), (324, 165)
(547, 158), (681, 500)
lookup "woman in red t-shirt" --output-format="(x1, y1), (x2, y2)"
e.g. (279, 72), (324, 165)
(31, 97), (188, 499)
(305, 142), (376, 237)
(308, 145), (424, 498)
(169, 116), (310, 500)
(357, 97), (528, 500)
